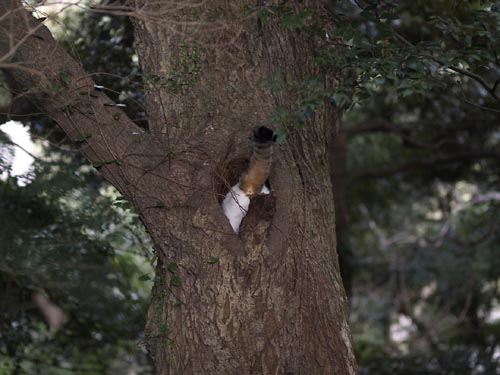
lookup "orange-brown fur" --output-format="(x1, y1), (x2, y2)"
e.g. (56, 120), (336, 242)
(240, 137), (273, 196)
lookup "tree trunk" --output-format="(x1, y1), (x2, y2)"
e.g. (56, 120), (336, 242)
(0, 1), (356, 374)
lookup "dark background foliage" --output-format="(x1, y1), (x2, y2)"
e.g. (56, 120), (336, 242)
(1, 5), (152, 374)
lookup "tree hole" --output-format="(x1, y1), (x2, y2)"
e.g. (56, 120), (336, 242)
(215, 156), (249, 203)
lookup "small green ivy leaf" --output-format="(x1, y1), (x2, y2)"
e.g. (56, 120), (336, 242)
(74, 133), (91, 142)
(97, 159), (123, 166)
(167, 262), (178, 273)
(274, 127), (288, 144)
(138, 274), (151, 281)
(154, 200), (166, 208)
(112, 198), (132, 210)
(59, 72), (70, 87)
(104, 102), (115, 107)
(208, 257), (219, 264)
(113, 112), (121, 120)
(171, 275), (181, 287)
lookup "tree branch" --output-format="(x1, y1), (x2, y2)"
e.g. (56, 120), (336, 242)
(349, 151), (499, 183)
(344, 119), (458, 151)
(390, 29), (500, 105)
(493, 78), (500, 93)
(0, 0), (156, 200)
(343, 119), (394, 136)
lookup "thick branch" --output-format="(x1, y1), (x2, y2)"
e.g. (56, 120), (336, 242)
(0, 0), (154, 199)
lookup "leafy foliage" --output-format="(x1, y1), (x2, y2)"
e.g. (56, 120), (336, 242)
(0, 7), (153, 375)
(60, 10), (146, 128)
(326, 0), (500, 111)
(327, 1), (500, 374)
(0, 149), (153, 374)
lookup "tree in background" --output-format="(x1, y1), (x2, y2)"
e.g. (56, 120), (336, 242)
(326, 1), (500, 374)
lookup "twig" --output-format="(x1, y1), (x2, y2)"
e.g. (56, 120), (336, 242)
(391, 30), (500, 104)
(453, 93), (500, 113)
(349, 151), (499, 183)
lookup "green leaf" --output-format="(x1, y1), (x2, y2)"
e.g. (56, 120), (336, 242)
(138, 274), (151, 281)
(101, 159), (123, 166)
(275, 128), (288, 144)
(154, 200), (166, 208)
(170, 275), (181, 287)
(167, 262), (178, 273)
(113, 112), (121, 120)
(208, 257), (219, 264)
(74, 133), (91, 142)
(92, 161), (104, 168)
(59, 72), (70, 87)
(112, 197), (132, 210)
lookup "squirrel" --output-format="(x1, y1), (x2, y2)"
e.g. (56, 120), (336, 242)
(221, 126), (276, 233)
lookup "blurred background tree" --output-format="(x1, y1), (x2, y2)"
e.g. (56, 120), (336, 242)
(0, 0), (499, 374)
(325, 1), (500, 374)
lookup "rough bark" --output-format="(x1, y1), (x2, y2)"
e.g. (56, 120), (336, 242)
(0, 1), (356, 374)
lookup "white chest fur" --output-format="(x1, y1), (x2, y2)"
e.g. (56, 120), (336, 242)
(222, 184), (270, 233)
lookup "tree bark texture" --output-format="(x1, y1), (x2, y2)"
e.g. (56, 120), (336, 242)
(0, 1), (356, 374)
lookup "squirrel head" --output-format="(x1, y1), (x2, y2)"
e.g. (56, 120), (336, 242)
(253, 126), (277, 143)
